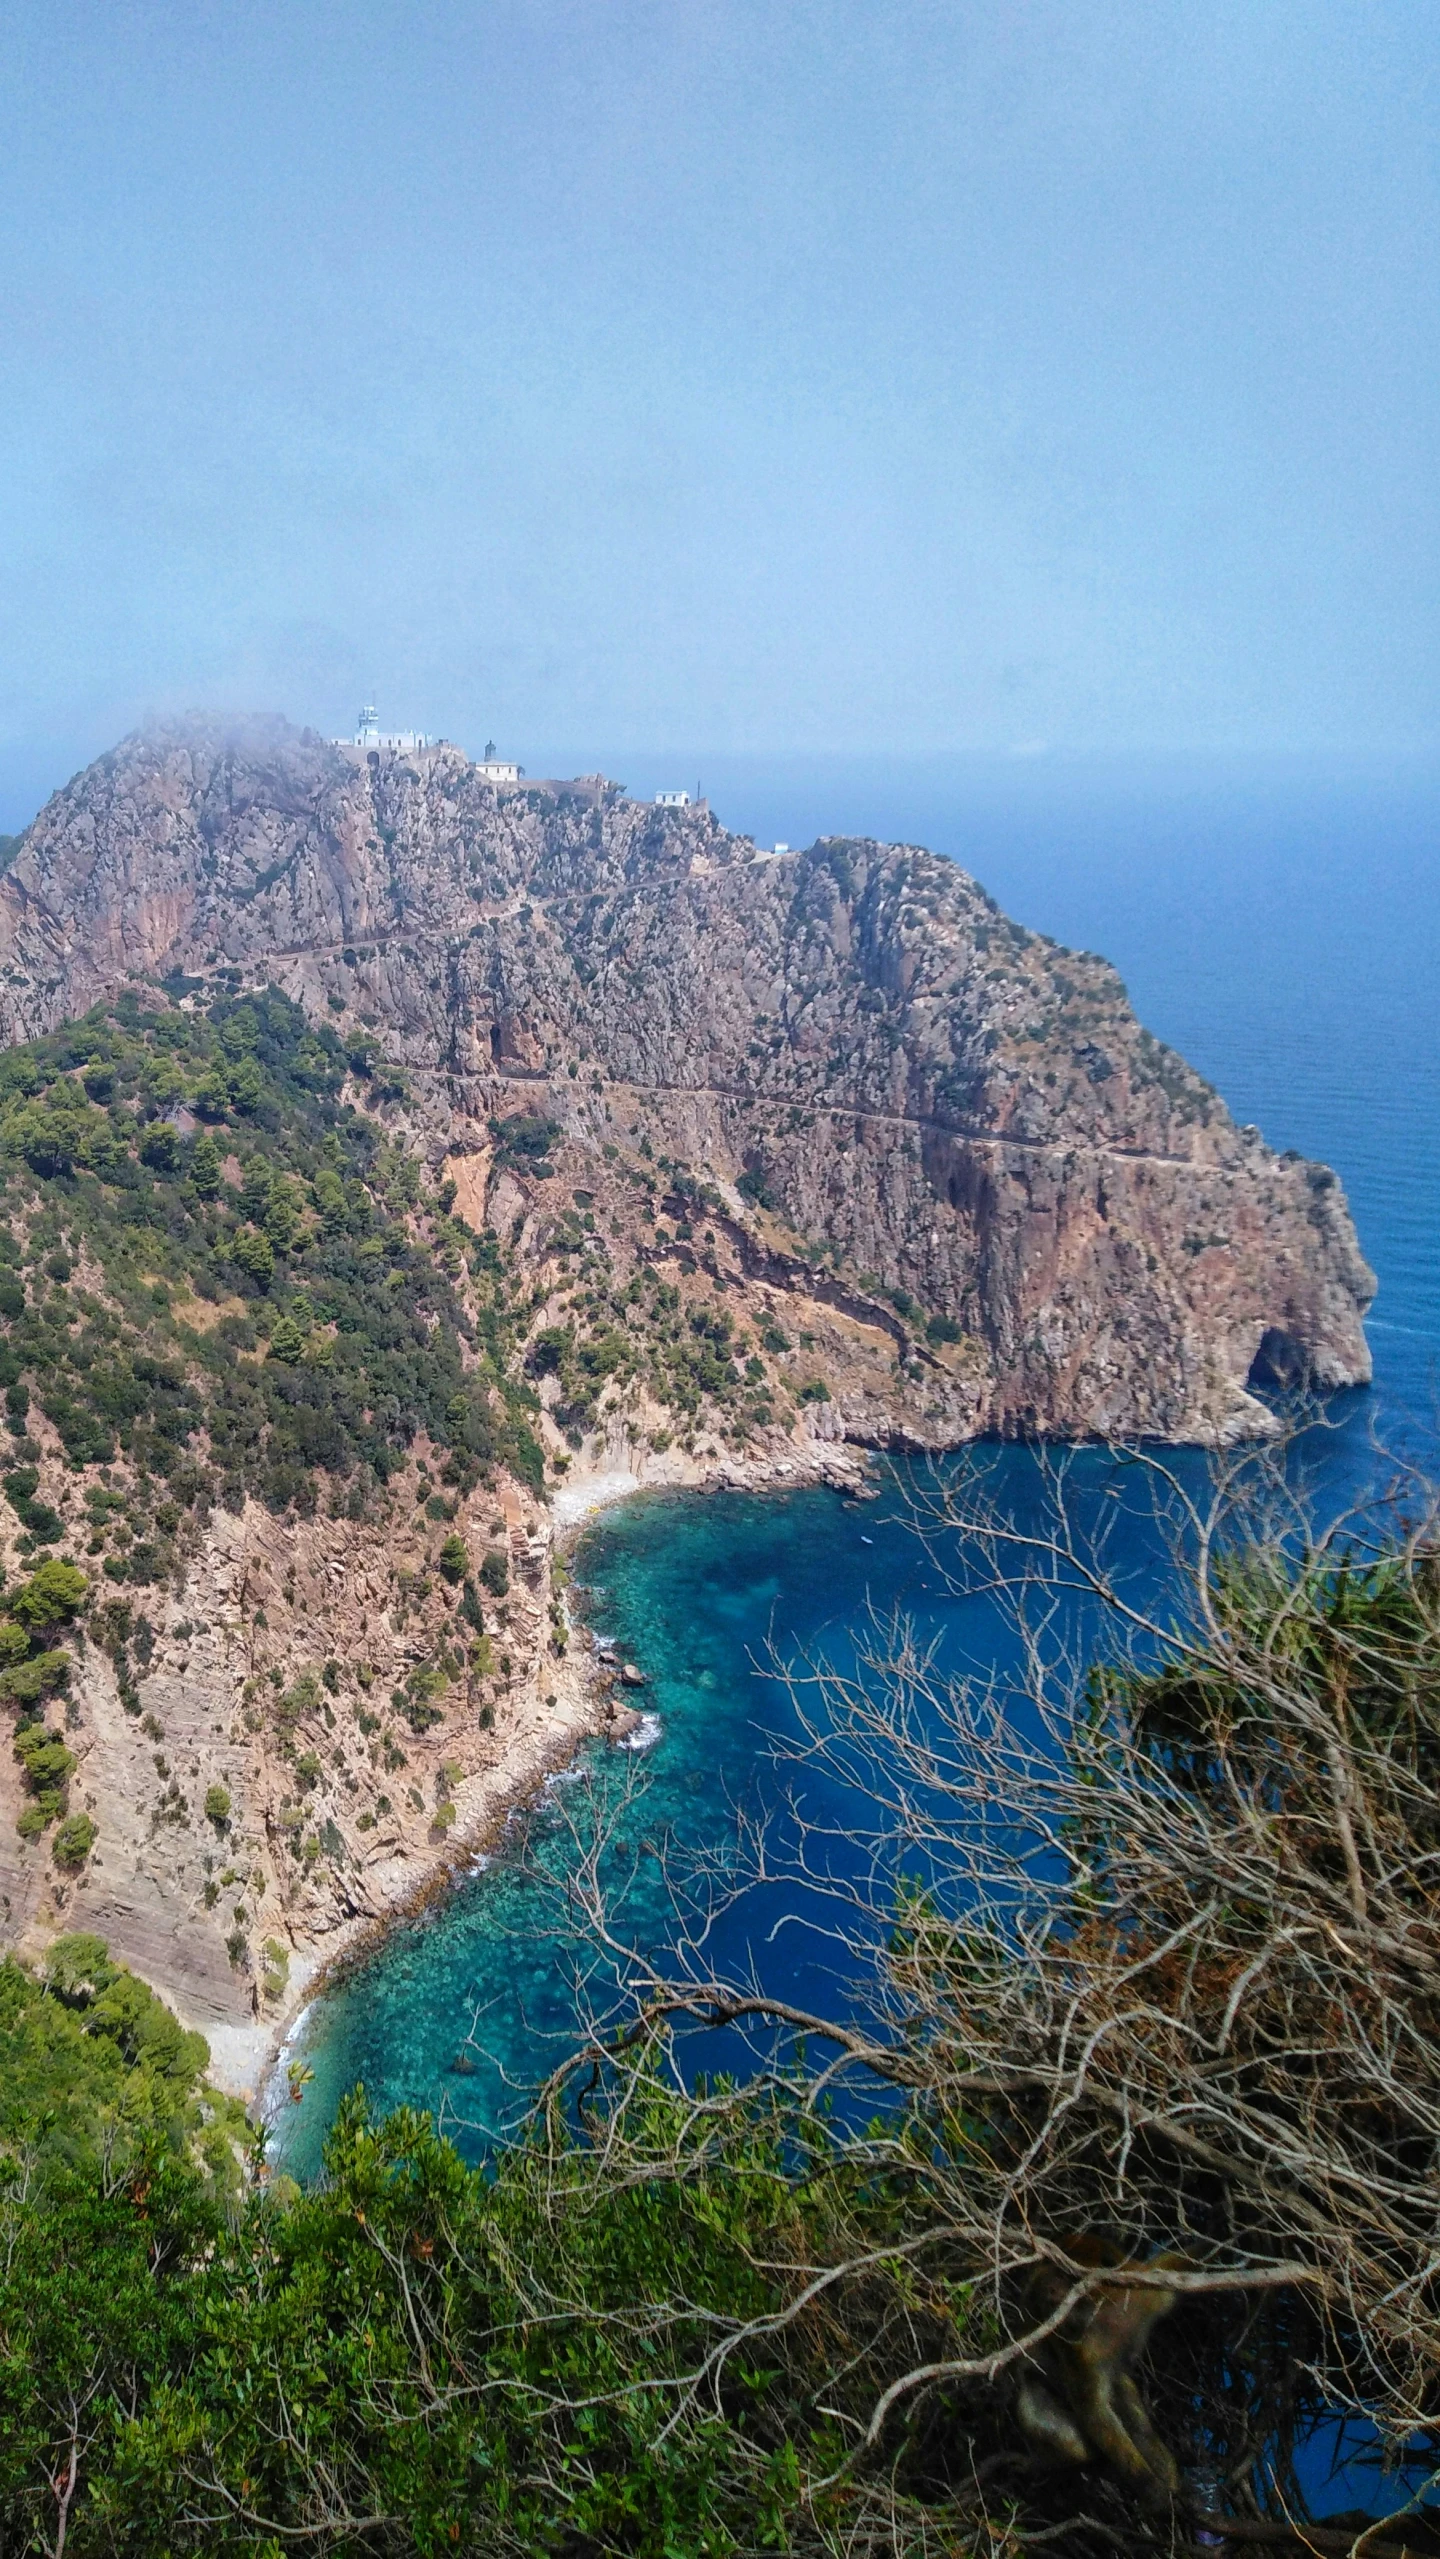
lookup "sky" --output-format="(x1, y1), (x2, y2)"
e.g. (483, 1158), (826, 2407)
(1, 0), (1436, 821)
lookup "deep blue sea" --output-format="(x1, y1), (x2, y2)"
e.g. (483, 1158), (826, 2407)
(276, 756), (1440, 2220)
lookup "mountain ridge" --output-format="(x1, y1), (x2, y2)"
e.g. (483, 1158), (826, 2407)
(0, 716), (1375, 2072)
(0, 713), (1374, 1450)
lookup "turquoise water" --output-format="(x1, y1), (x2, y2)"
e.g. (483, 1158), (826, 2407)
(275, 756), (1440, 2180)
(275, 1441), (1207, 2173)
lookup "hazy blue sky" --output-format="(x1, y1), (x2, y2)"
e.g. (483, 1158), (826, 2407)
(1, 1), (1436, 813)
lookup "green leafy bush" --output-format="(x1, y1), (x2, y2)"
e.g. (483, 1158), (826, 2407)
(9, 1558), (87, 1630)
(231, 1225), (274, 1288)
(490, 1111), (560, 1166)
(0, 1649), (71, 1709)
(51, 1810), (96, 1867)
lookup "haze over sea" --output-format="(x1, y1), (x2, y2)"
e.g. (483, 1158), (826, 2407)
(277, 752), (1440, 2178)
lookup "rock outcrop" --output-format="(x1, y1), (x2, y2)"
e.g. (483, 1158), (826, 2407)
(0, 715), (1372, 1446)
(0, 716), (1378, 2082)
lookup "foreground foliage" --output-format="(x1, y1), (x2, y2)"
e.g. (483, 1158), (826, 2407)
(4, 1478), (1440, 2555)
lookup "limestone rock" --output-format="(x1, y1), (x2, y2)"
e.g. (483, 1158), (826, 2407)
(0, 714), (1372, 1444)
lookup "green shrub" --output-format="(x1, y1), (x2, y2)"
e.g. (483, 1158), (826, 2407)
(491, 1111), (560, 1165)
(51, 1811), (96, 1868)
(228, 1057), (266, 1116)
(13, 1720), (76, 1833)
(202, 1783), (231, 1826)
(5, 1094), (118, 1179)
(260, 1937), (290, 2000)
(189, 1131), (222, 1196)
(231, 1226), (274, 1289)
(9, 1558), (87, 1630)
(399, 1663), (448, 1733)
(13, 1727), (76, 1794)
(266, 1313), (306, 1363)
(437, 1531), (468, 1584)
(0, 1650), (71, 1708)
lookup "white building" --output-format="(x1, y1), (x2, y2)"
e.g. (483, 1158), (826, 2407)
(341, 704), (432, 754)
(477, 738), (523, 785)
(655, 789), (691, 808)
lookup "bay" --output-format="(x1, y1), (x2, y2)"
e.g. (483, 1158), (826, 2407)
(274, 752), (1440, 2180)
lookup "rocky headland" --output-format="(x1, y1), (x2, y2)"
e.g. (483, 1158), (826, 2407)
(0, 716), (1374, 2083)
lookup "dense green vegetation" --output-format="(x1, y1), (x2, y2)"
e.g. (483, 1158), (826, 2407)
(0, 1929), (868, 2556)
(0, 1932), (248, 2186)
(0, 982), (543, 1574)
(3, 1523), (1438, 2553)
(4, 1553), (90, 1846)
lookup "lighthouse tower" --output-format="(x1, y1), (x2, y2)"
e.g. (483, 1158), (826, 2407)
(334, 703), (432, 754)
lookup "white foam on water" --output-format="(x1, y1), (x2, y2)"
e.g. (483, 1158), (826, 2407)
(616, 1712), (663, 1753)
(262, 2000), (315, 2135)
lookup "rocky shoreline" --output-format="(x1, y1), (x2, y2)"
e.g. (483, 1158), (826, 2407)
(240, 1434), (873, 2112)
(0, 713), (1376, 2098)
(228, 1632), (610, 2106)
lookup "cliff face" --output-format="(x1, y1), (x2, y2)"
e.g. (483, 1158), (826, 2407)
(0, 716), (1372, 1443)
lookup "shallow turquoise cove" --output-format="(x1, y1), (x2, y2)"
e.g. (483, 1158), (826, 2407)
(271, 1427), (1374, 2181)
(274, 764), (1440, 2184)
(273, 1467), (959, 2174)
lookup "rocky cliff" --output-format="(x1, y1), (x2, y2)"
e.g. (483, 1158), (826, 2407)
(0, 715), (1378, 2081)
(0, 715), (1373, 1446)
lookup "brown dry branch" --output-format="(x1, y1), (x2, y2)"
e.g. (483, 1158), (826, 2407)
(508, 1437), (1440, 2554)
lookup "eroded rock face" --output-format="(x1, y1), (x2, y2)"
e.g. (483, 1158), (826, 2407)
(0, 1457), (585, 2047)
(0, 716), (1374, 1443)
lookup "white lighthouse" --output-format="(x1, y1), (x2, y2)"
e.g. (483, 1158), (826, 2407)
(337, 703), (432, 754)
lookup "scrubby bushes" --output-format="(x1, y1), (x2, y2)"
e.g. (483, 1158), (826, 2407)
(51, 1809), (96, 1867)
(0, 988), (544, 1548)
(2, 1558), (87, 1849)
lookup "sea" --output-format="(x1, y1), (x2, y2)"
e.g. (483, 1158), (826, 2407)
(273, 752), (1440, 2260)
